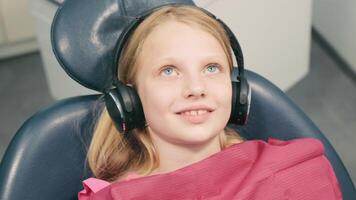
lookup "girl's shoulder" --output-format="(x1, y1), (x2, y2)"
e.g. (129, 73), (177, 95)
(227, 137), (325, 160)
(239, 137), (325, 156)
(231, 137), (327, 171)
(78, 172), (140, 200)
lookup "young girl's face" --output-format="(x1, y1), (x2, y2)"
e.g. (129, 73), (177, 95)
(135, 20), (232, 147)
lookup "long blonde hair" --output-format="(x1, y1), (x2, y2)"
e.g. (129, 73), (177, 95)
(87, 5), (243, 182)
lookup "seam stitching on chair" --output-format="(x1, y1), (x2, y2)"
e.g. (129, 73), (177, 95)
(119, 0), (127, 16)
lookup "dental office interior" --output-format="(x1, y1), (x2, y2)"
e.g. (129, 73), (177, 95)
(0, 0), (355, 187)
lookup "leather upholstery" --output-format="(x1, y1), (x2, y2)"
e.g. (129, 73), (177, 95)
(0, 95), (100, 200)
(0, 70), (355, 199)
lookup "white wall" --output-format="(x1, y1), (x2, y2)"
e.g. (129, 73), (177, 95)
(313, 0), (356, 74)
(1, 0), (36, 42)
(196, 0), (312, 91)
(0, 9), (5, 44)
(0, 0), (37, 59)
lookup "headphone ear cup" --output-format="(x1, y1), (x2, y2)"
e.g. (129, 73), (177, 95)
(126, 85), (146, 129)
(229, 80), (239, 124)
(229, 76), (251, 125)
(104, 82), (145, 133)
(239, 77), (251, 125)
(104, 88), (127, 132)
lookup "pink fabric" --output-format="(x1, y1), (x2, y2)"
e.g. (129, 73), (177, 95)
(78, 173), (139, 200)
(78, 138), (342, 200)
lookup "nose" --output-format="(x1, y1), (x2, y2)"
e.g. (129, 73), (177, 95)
(182, 73), (206, 99)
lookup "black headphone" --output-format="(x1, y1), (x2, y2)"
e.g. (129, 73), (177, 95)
(104, 5), (251, 133)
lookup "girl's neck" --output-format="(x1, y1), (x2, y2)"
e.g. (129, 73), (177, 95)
(149, 134), (221, 176)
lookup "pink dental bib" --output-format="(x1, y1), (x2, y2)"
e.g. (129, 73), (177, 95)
(79, 138), (342, 200)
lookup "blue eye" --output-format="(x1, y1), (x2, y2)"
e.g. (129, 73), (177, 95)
(206, 64), (220, 74)
(160, 67), (177, 76)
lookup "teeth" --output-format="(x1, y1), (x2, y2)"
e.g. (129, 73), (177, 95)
(181, 110), (208, 116)
(198, 110), (207, 115)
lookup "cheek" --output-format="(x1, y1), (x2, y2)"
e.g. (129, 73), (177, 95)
(209, 78), (232, 106)
(138, 82), (175, 120)
(213, 80), (232, 124)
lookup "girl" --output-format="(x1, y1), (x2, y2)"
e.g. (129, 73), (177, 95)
(79, 4), (341, 200)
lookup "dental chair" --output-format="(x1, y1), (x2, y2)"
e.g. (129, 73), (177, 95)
(0, 0), (355, 199)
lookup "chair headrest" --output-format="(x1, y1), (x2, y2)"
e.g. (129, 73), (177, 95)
(51, 0), (195, 92)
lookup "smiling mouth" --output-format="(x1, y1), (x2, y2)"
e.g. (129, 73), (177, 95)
(176, 109), (213, 124)
(178, 109), (211, 116)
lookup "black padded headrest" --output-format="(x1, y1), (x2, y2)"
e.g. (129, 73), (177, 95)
(51, 0), (195, 92)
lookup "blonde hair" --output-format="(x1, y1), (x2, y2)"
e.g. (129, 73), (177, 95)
(87, 5), (243, 182)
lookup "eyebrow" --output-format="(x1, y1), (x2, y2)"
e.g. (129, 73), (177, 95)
(155, 54), (228, 64)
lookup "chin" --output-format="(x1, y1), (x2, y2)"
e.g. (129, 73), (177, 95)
(172, 126), (223, 146)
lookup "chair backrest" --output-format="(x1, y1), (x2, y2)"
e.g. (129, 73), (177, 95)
(0, 70), (355, 200)
(0, 95), (99, 200)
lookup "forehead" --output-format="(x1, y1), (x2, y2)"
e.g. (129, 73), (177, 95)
(139, 20), (227, 62)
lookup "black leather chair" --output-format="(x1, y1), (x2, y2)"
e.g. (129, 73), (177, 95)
(0, 0), (355, 199)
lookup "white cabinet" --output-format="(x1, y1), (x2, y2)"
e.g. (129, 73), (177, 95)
(0, 0), (38, 59)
